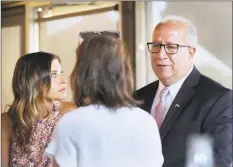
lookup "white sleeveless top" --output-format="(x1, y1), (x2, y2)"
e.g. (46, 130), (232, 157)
(46, 105), (164, 167)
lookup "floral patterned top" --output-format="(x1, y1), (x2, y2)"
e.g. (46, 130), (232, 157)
(10, 101), (61, 167)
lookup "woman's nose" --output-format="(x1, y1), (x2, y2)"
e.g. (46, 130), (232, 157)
(60, 75), (67, 84)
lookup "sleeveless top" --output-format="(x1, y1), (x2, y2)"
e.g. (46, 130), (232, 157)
(10, 101), (61, 167)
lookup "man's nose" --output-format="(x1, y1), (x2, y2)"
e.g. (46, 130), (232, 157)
(157, 46), (168, 59)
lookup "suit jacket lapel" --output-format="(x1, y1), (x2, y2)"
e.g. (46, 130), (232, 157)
(142, 81), (159, 113)
(159, 67), (201, 140)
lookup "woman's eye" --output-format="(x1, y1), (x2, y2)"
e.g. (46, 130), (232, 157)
(51, 73), (57, 78)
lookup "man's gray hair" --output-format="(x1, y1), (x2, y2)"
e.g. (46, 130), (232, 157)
(158, 15), (198, 47)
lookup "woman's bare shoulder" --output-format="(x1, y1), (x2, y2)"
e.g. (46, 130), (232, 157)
(59, 101), (78, 116)
(1, 112), (12, 137)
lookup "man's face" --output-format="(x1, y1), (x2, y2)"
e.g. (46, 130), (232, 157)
(151, 23), (195, 86)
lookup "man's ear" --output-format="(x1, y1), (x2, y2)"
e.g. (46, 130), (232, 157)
(189, 47), (196, 58)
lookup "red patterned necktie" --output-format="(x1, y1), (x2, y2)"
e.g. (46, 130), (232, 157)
(154, 87), (169, 128)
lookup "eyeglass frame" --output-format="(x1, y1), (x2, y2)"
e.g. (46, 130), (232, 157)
(147, 42), (191, 54)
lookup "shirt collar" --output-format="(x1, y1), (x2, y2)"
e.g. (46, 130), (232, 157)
(158, 66), (194, 99)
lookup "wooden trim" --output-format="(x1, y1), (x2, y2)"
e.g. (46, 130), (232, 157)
(1, 2), (51, 9)
(38, 11), (42, 51)
(119, 1), (136, 85)
(35, 4), (118, 22)
(118, 3), (123, 39)
(1, 6), (25, 18)
(1, 1), (26, 9)
(27, 2), (51, 7)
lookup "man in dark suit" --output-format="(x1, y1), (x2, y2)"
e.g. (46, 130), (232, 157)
(135, 15), (232, 167)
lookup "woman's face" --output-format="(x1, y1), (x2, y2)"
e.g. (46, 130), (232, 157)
(47, 59), (67, 101)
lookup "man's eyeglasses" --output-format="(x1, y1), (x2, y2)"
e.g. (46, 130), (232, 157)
(79, 31), (120, 41)
(147, 42), (191, 54)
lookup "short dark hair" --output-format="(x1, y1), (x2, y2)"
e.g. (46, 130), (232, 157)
(70, 34), (140, 109)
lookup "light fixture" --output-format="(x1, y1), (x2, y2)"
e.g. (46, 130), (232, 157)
(37, 8), (43, 12)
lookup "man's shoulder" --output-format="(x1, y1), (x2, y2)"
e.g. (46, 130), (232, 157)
(136, 81), (158, 94)
(134, 81), (158, 102)
(199, 74), (230, 93)
(196, 74), (232, 104)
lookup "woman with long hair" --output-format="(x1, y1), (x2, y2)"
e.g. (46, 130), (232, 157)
(46, 34), (164, 167)
(1, 52), (76, 167)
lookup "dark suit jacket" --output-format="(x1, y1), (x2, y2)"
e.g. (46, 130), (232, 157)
(135, 67), (232, 167)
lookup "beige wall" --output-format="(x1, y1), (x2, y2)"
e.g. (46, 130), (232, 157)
(135, 2), (232, 89)
(39, 11), (119, 101)
(165, 2), (232, 69)
(2, 13), (25, 113)
(164, 2), (232, 88)
(1, 6), (119, 112)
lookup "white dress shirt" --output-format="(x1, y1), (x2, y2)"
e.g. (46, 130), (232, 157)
(151, 66), (194, 117)
(46, 105), (164, 167)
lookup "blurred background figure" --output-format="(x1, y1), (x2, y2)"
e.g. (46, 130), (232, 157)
(186, 134), (214, 167)
(46, 34), (163, 167)
(1, 52), (76, 167)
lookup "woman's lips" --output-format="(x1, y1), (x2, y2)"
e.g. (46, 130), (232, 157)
(59, 88), (66, 92)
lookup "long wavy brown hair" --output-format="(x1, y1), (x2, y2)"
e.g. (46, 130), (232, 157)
(7, 52), (60, 151)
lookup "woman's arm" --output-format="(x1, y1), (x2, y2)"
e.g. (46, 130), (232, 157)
(1, 113), (12, 167)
